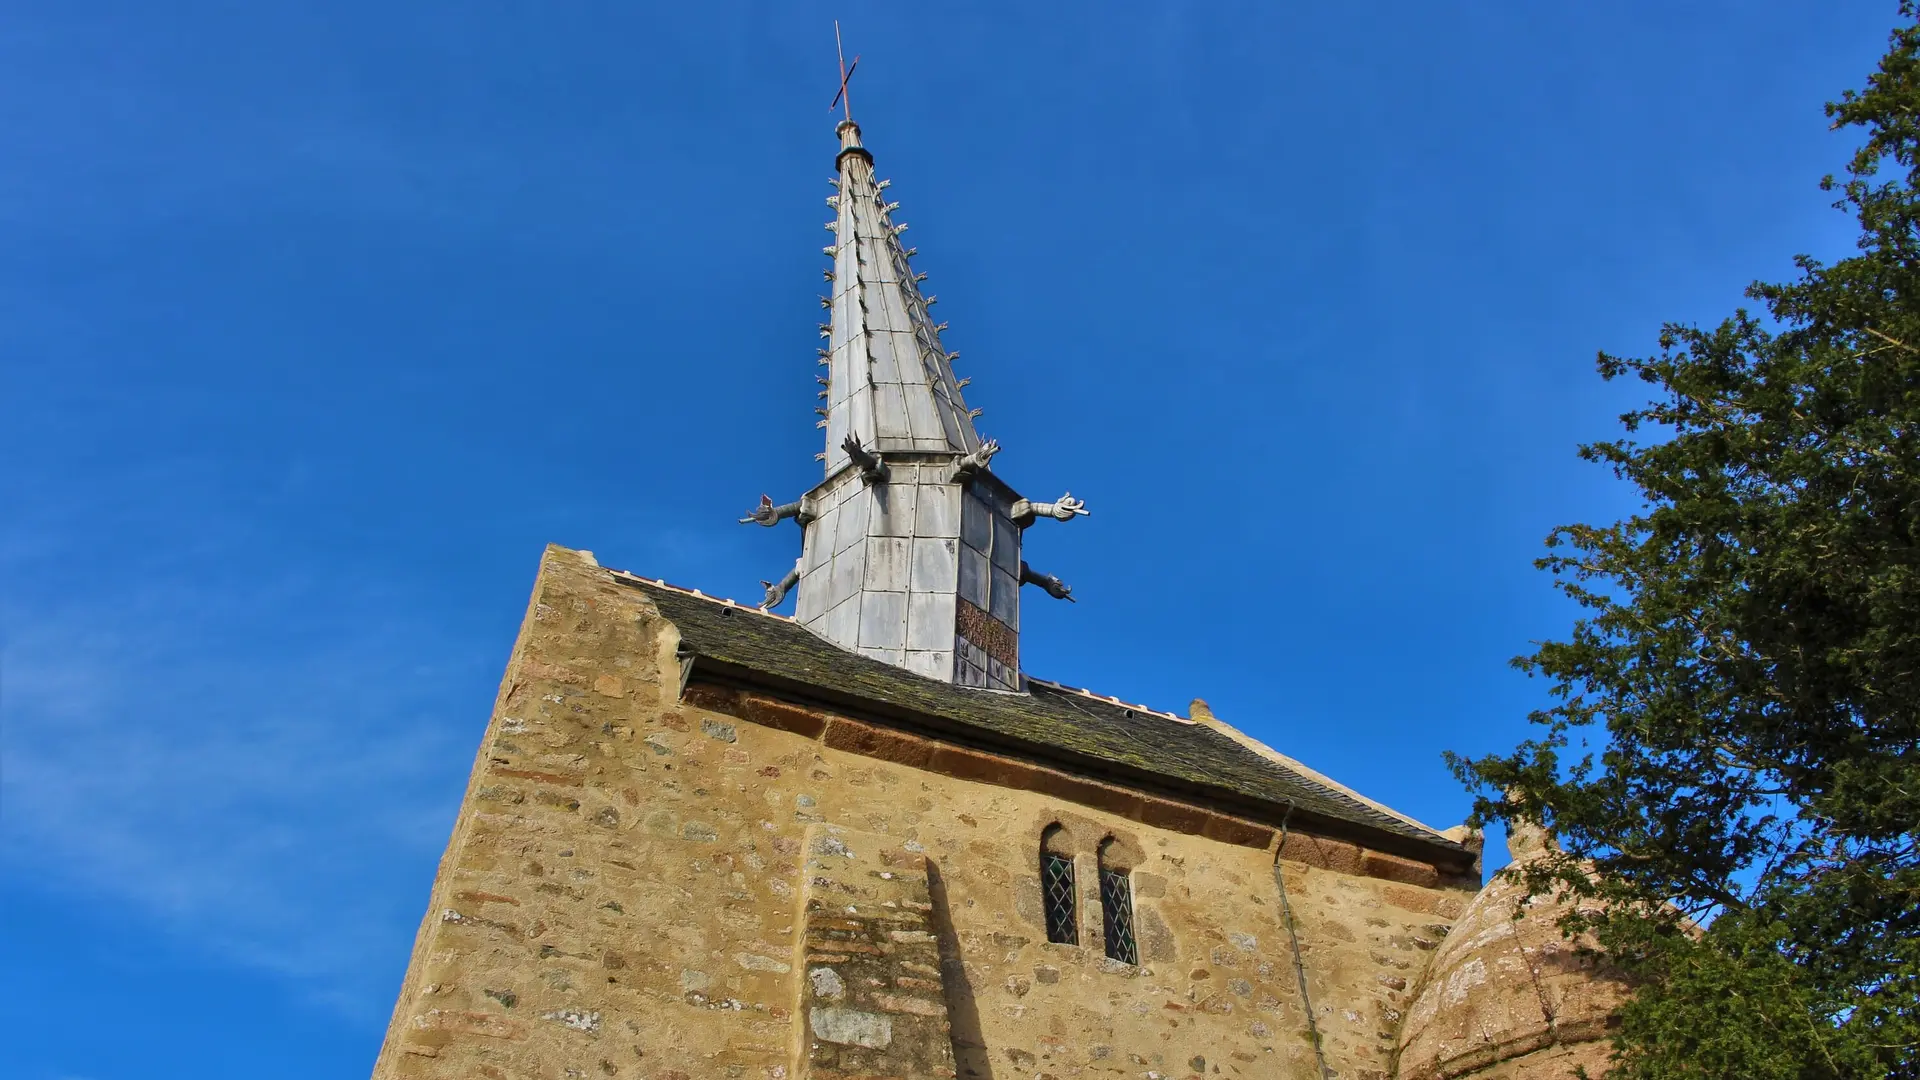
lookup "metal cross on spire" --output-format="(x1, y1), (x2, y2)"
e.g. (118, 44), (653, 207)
(830, 21), (859, 122)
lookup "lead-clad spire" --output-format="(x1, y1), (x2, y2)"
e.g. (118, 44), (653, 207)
(740, 117), (1087, 691)
(820, 120), (982, 471)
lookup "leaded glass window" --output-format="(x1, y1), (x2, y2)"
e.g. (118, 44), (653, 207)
(1100, 867), (1137, 965)
(1042, 853), (1077, 944)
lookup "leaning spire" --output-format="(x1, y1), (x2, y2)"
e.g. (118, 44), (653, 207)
(739, 85), (1087, 691)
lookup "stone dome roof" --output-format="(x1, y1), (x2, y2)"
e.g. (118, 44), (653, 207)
(1394, 823), (1631, 1079)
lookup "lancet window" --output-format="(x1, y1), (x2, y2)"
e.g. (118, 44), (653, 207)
(1040, 824), (1077, 945)
(1098, 838), (1137, 965)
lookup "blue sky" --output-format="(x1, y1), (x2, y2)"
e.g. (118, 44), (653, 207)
(0, 2), (1894, 1075)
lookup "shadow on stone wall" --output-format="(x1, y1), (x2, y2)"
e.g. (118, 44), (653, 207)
(928, 862), (993, 1079)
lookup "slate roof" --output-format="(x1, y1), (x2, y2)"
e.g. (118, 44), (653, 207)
(619, 574), (1468, 865)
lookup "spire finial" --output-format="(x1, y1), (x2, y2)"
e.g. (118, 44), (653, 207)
(830, 22), (860, 125)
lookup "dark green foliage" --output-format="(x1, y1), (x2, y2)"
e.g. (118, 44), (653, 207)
(1449, 9), (1920, 1078)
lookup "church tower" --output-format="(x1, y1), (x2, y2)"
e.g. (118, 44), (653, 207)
(739, 119), (1083, 692)
(368, 101), (1622, 1080)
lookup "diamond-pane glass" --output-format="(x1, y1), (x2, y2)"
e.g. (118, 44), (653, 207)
(1043, 854), (1077, 944)
(1100, 868), (1137, 965)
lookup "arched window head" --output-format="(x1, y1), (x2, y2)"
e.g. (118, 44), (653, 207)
(1040, 824), (1077, 945)
(1097, 837), (1138, 966)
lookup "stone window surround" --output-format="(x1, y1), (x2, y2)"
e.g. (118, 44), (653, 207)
(1040, 824), (1078, 946)
(1036, 822), (1150, 965)
(1097, 838), (1139, 966)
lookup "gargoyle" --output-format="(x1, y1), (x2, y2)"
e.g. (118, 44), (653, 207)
(1010, 491), (1089, 528)
(738, 494), (811, 528)
(760, 558), (802, 610)
(948, 438), (1001, 483)
(1019, 561), (1075, 602)
(841, 433), (888, 485)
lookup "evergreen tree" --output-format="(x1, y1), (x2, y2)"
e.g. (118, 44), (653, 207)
(1450, 9), (1920, 1077)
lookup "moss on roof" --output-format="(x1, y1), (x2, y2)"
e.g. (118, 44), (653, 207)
(624, 577), (1465, 863)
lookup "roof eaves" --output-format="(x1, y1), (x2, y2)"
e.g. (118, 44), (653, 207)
(599, 562), (1468, 865)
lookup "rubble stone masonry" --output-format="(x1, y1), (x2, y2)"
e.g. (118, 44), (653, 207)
(371, 546), (1480, 1080)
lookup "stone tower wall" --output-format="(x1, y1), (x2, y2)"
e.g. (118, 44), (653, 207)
(372, 546), (1476, 1080)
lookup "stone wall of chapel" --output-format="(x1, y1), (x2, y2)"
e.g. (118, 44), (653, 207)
(371, 546), (1474, 1080)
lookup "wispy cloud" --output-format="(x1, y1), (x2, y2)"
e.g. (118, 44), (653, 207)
(0, 522), (488, 1020)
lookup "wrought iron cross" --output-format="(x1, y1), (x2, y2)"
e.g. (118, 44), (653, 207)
(830, 21), (860, 121)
